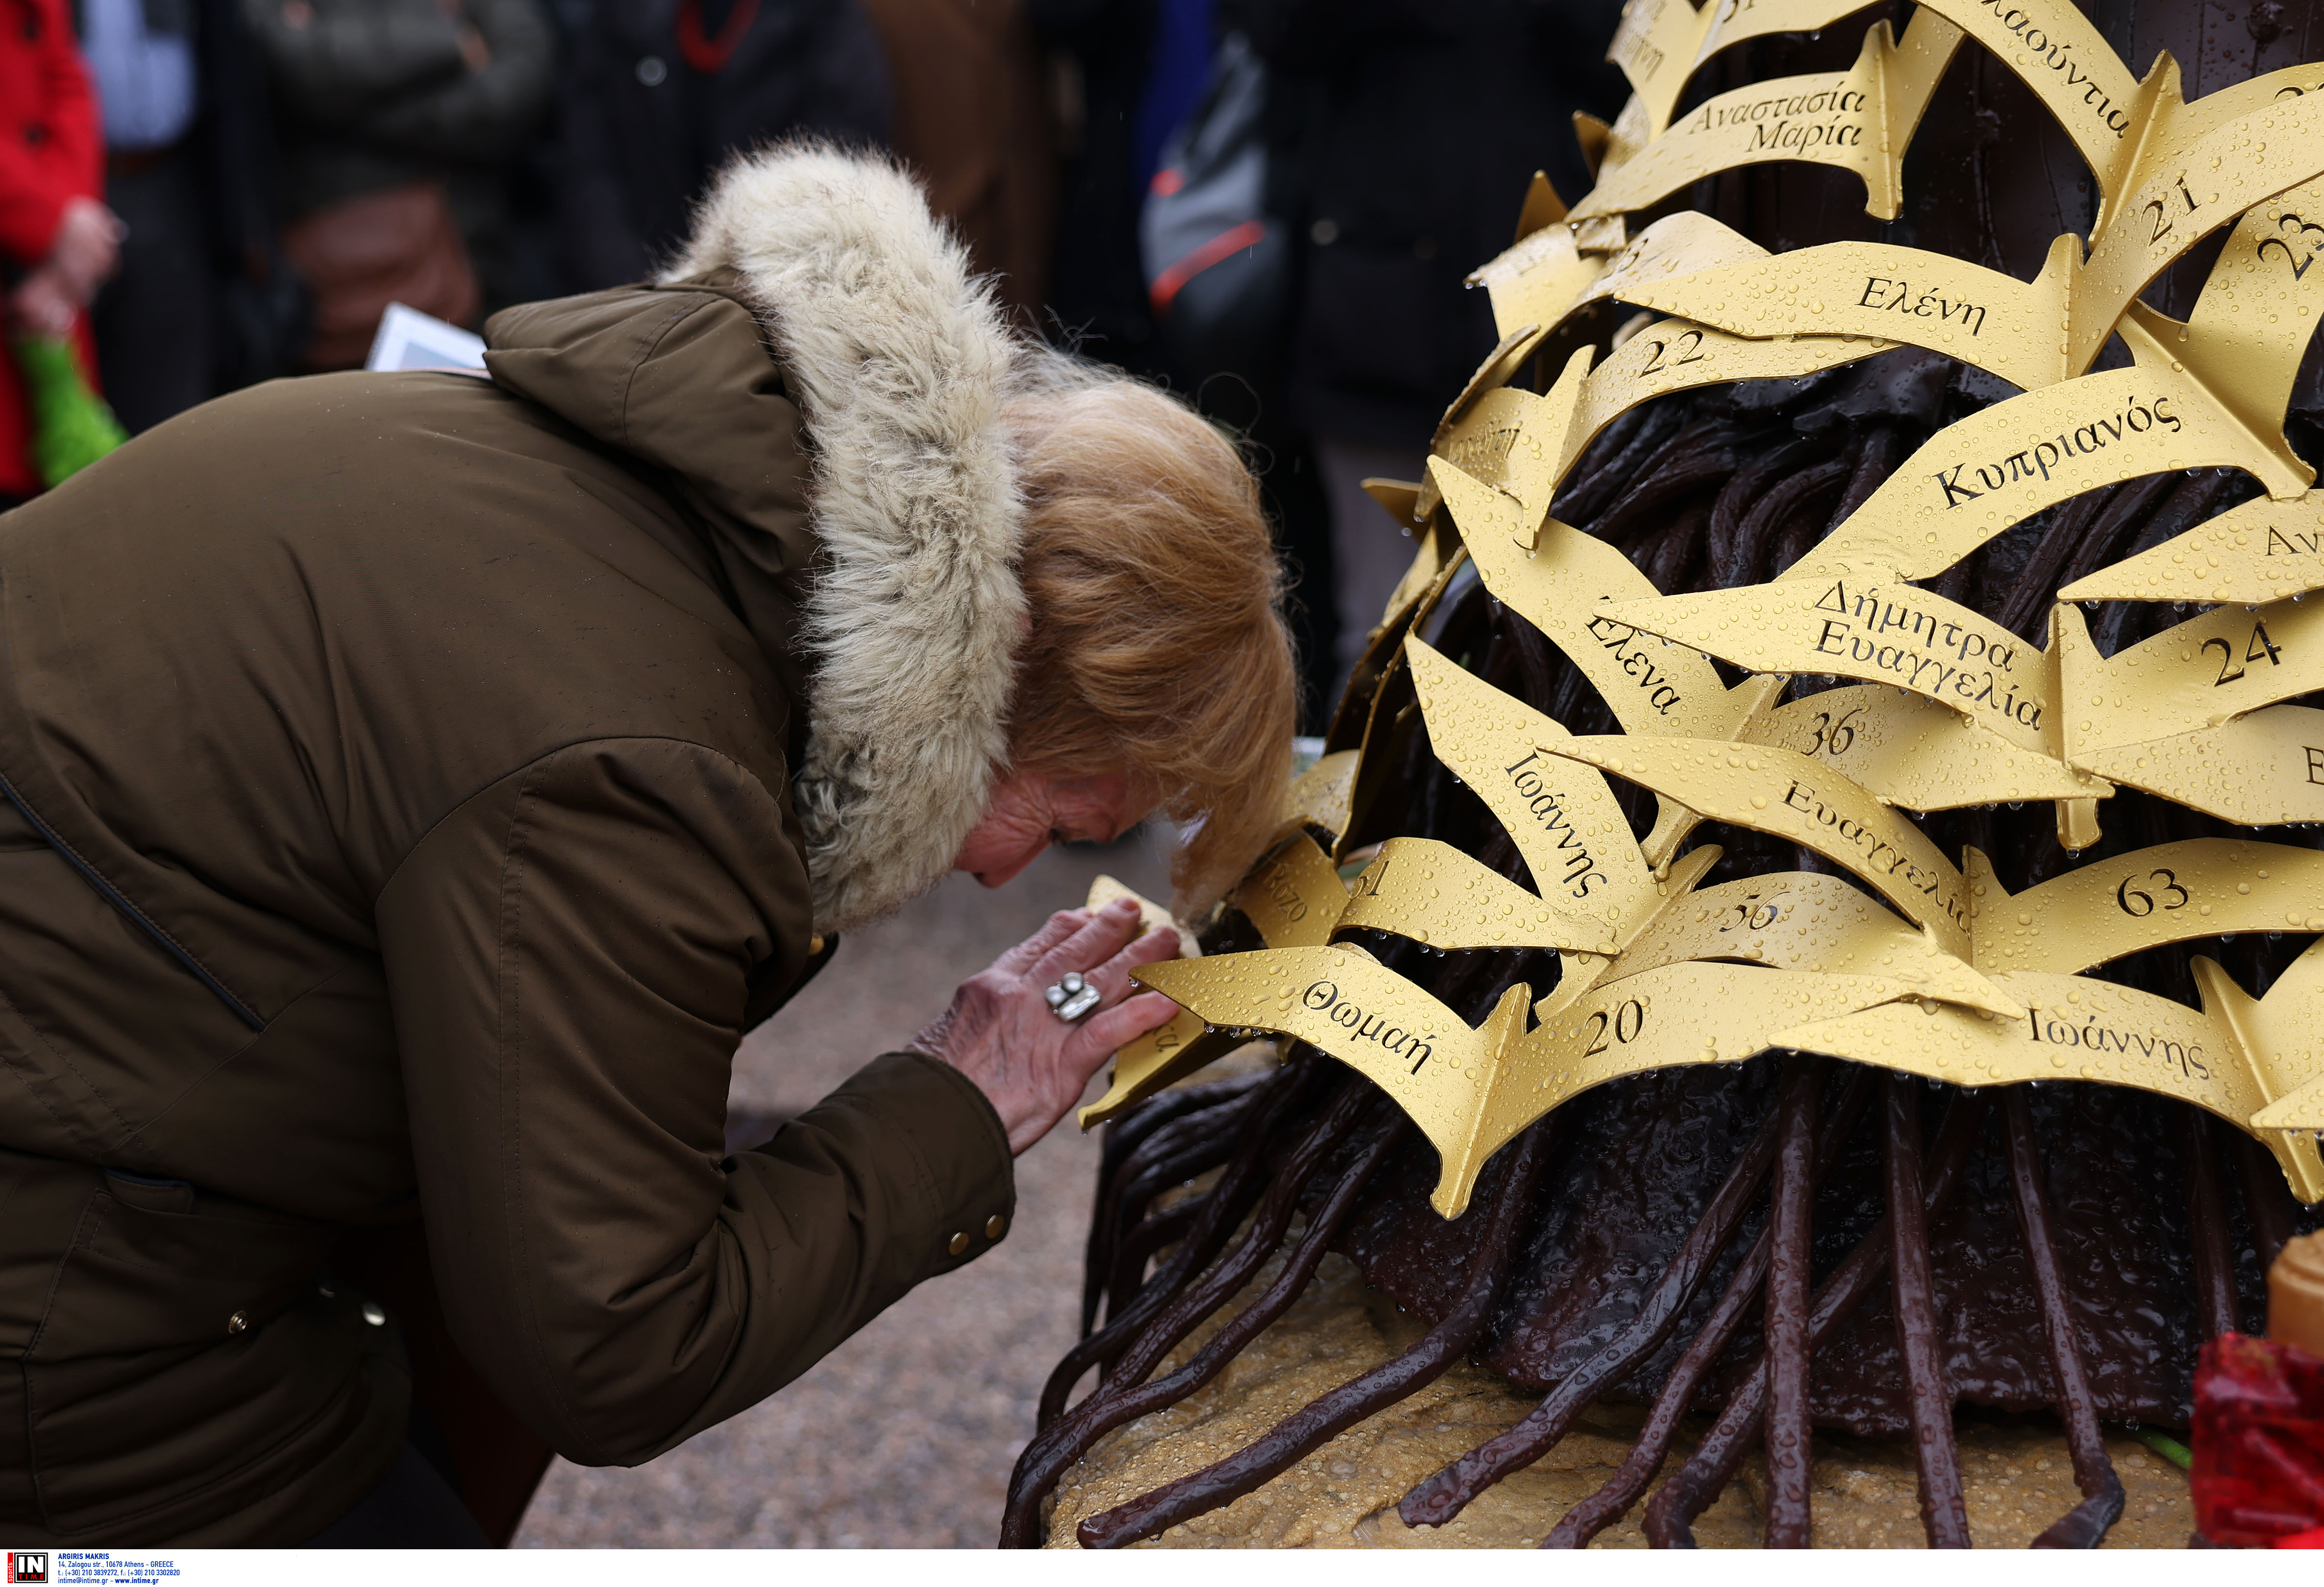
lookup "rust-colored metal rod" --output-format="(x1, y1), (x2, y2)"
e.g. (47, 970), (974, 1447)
(1000, 1113), (1408, 1547)
(2235, 1130), (2294, 1276)
(1543, 1069), (1884, 1548)
(1099, 1082), (1377, 1393)
(1553, 398), (1688, 528)
(2182, 1108), (2240, 1342)
(1397, 1063), (1800, 1527)
(1099, 1200), (1204, 1325)
(1038, 1061), (1323, 1426)
(1708, 435), (1830, 586)
(1720, 450), (1849, 590)
(2003, 1087), (2126, 1549)
(1074, 1123), (1556, 1548)
(1885, 1075), (1971, 1547)
(1591, 434), (1748, 551)
(1762, 1057), (1822, 1548)
(1101, 1129), (1253, 1323)
(1642, 1091), (1991, 1547)
(1083, 1079), (1272, 1335)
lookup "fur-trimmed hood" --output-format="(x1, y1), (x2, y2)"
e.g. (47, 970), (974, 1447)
(663, 147), (1025, 933)
(486, 147), (1026, 931)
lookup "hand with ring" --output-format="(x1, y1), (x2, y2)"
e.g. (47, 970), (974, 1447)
(907, 896), (1183, 1154)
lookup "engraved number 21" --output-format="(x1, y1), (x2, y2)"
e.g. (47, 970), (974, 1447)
(2146, 174), (2200, 245)
(2203, 620), (2282, 686)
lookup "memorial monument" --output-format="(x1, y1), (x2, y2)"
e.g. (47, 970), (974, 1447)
(1013, 0), (2324, 1548)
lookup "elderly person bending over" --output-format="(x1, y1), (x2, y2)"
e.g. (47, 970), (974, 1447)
(0, 147), (1293, 1546)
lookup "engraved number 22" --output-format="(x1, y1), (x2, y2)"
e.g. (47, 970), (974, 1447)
(2204, 620), (2282, 686)
(1639, 330), (1705, 376)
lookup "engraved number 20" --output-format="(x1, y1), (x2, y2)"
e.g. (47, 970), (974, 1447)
(1582, 998), (1647, 1058)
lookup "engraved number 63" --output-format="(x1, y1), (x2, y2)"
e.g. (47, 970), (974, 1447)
(2116, 867), (2190, 918)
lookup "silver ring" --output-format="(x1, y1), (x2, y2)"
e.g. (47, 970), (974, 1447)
(1044, 971), (1102, 1023)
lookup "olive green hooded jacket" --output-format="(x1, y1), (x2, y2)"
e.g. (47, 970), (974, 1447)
(0, 147), (1025, 1544)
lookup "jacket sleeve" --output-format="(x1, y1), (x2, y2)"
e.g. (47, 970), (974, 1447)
(356, 0), (555, 162)
(374, 737), (1016, 1466)
(0, 0), (103, 264)
(239, 0), (470, 127)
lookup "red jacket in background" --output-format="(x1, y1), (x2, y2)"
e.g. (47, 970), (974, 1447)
(0, 0), (105, 499)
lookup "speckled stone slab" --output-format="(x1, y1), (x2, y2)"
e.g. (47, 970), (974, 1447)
(1044, 1251), (2193, 1548)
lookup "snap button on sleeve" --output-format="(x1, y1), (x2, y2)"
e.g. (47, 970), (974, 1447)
(361, 1302), (387, 1326)
(948, 1231), (970, 1256)
(226, 1310), (248, 1335)
(986, 1215), (1007, 1240)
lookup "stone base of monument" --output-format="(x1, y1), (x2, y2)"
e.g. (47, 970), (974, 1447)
(1043, 1249), (2194, 1548)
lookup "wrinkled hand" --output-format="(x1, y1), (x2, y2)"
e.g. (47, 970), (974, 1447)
(909, 897), (1183, 1155)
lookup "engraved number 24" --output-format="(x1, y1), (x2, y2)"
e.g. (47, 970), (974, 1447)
(2203, 620), (2282, 686)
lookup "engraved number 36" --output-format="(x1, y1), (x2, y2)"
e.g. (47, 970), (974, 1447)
(1807, 705), (1865, 756)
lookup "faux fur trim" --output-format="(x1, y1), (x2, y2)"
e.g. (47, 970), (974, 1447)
(665, 146), (1024, 934)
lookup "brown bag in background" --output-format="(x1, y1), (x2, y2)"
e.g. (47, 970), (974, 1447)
(281, 181), (481, 371)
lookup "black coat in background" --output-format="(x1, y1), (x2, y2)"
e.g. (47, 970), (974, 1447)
(1241, 0), (1628, 448)
(557, 0), (891, 290)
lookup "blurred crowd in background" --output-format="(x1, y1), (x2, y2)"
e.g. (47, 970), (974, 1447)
(1, 0), (1626, 725)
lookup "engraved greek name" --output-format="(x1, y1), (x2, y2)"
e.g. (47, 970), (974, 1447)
(2025, 1004), (2209, 1079)
(1687, 87), (1868, 138)
(1977, 0), (2129, 136)
(1780, 779), (1969, 929)
(1747, 117), (1867, 155)
(1609, 0), (1668, 81)
(2306, 745), (2324, 784)
(1929, 394), (2179, 507)
(1298, 979), (1436, 1073)
(1856, 275), (1988, 335)
(1585, 613), (1688, 718)
(1501, 749), (1609, 900)
(1806, 580), (2041, 731)
(1448, 425), (1521, 477)
(1258, 858), (1309, 922)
